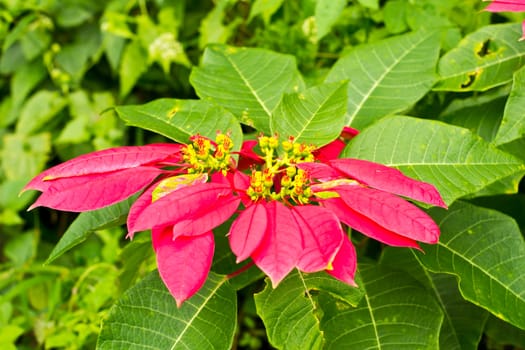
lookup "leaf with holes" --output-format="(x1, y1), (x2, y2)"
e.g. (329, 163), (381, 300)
(435, 23), (525, 92)
(97, 271), (236, 350)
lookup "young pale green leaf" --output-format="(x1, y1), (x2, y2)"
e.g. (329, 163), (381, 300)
(315, 0), (346, 41)
(190, 44), (305, 134)
(419, 201), (525, 330)
(271, 81), (347, 146)
(119, 39), (148, 98)
(254, 270), (364, 350)
(380, 248), (488, 350)
(435, 23), (525, 92)
(45, 196), (134, 264)
(97, 271), (236, 350)
(495, 66), (525, 145)
(248, 0), (284, 23)
(320, 263), (443, 349)
(15, 90), (68, 135)
(326, 30), (440, 129)
(343, 116), (525, 205)
(114, 98), (242, 149)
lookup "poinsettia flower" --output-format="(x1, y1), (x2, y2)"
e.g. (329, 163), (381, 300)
(483, 0), (525, 39)
(27, 129), (446, 306)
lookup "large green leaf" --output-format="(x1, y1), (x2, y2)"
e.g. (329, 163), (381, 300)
(45, 196), (135, 264)
(271, 81), (348, 146)
(419, 201), (525, 330)
(380, 248), (488, 350)
(343, 116), (525, 205)
(254, 270), (364, 350)
(326, 30), (440, 129)
(495, 66), (525, 145)
(97, 271), (237, 350)
(114, 99), (243, 149)
(320, 263), (443, 349)
(434, 23), (525, 91)
(190, 44), (305, 134)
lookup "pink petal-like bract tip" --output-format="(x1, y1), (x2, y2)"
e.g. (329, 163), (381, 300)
(152, 228), (214, 308)
(326, 236), (357, 287)
(229, 202), (267, 263)
(292, 205), (344, 273)
(23, 144), (182, 192)
(29, 166), (162, 212)
(328, 158), (447, 208)
(251, 201), (302, 287)
(484, 0), (525, 12)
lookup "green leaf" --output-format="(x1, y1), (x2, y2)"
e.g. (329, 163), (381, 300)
(357, 0), (379, 10)
(435, 23), (525, 91)
(319, 263), (443, 349)
(380, 248), (488, 350)
(271, 81), (348, 146)
(15, 90), (67, 135)
(45, 197), (134, 264)
(254, 270), (364, 350)
(440, 94), (506, 142)
(114, 98), (242, 148)
(119, 39), (148, 98)
(190, 44), (305, 134)
(11, 59), (46, 107)
(326, 30), (440, 129)
(485, 315), (525, 348)
(495, 66), (525, 145)
(315, 0), (346, 40)
(97, 271), (237, 350)
(343, 116), (525, 205)
(1, 133), (51, 181)
(419, 201), (525, 330)
(248, 0), (284, 23)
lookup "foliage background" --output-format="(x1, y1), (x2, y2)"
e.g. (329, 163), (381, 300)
(1, 0), (525, 349)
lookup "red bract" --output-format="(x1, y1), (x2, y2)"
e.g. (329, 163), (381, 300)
(26, 129), (446, 306)
(484, 0), (525, 39)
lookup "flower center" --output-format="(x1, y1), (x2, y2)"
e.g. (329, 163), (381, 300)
(246, 135), (315, 205)
(182, 133), (233, 175)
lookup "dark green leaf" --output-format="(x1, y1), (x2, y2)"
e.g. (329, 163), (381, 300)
(320, 263), (443, 349)
(114, 98), (242, 149)
(326, 30), (440, 129)
(190, 44), (305, 134)
(380, 248), (488, 350)
(255, 270), (364, 350)
(419, 201), (525, 330)
(97, 271), (237, 350)
(45, 197), (134, 264)
(271, 81), (348, 146)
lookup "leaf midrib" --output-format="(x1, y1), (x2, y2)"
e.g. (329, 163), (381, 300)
(349, 31), (435, 122)
(170, 278), (226, 349)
